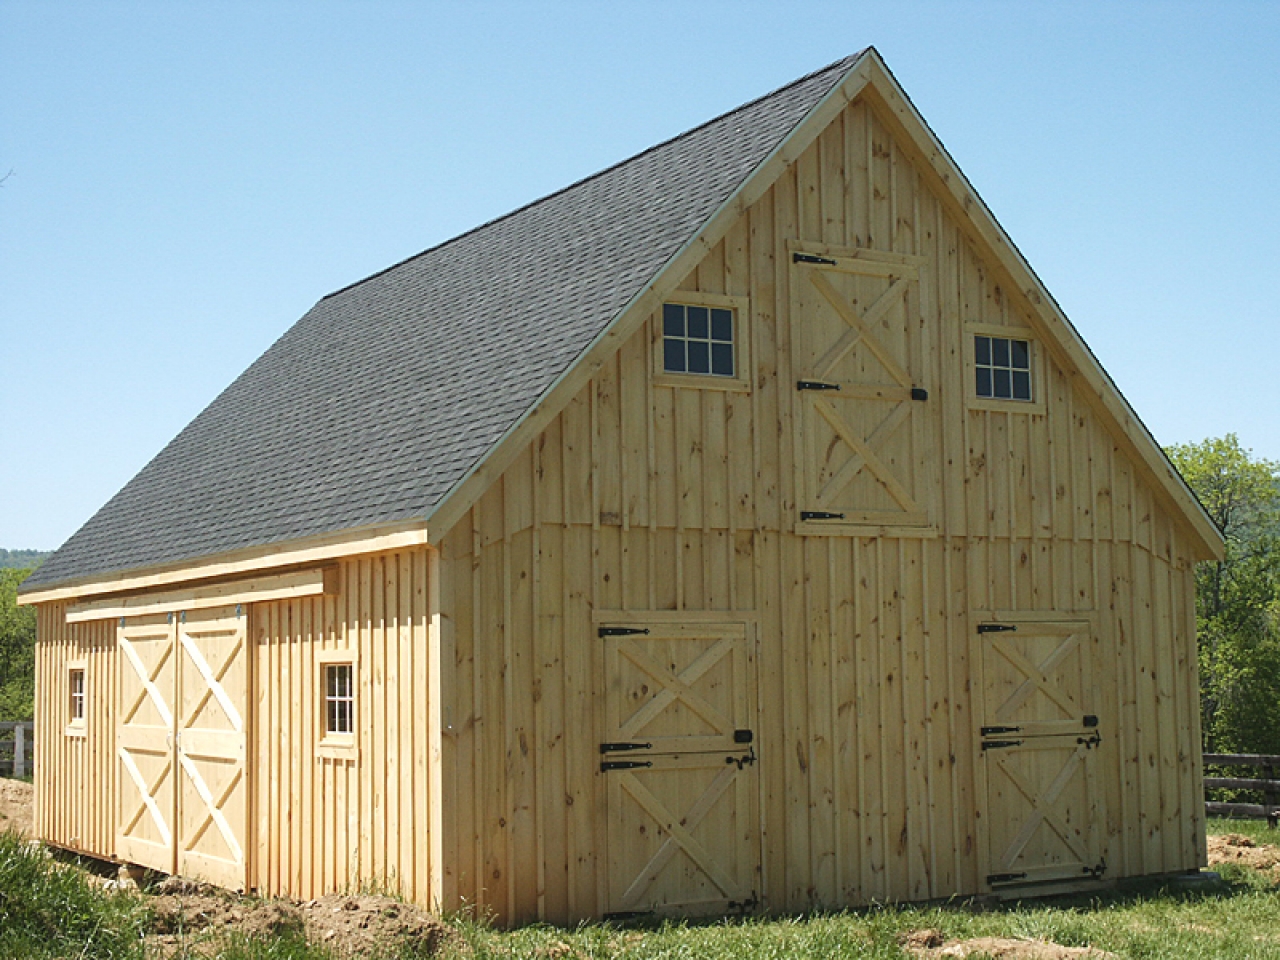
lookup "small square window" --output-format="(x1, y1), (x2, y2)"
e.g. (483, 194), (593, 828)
(662, 302), (735, 378)
(69, 668), (85, 722)
(975, 334), (1032, 401)
(325, 663), (354, 735)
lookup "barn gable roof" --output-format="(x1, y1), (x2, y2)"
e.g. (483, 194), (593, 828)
(23, 48), (1222, 600)
(23, 52), (865, 593)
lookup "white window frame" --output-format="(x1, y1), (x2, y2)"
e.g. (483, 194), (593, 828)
(652, 291), (752, 392)
(316, 650), (357, 757)
(965, 322), (1047, 415)
(66, 660), (87, 738)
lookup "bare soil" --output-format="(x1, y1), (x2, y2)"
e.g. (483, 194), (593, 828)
(1206, 833), (1280, 875)
(0, 777), (33, 836)
(901, 930), (1117, 959)
(145, 880), (457, 958)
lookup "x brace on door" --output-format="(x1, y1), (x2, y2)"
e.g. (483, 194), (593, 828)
(616, 637), (736, 739)
(613, 765), (744, 909)
(989, 744), (1092, 870)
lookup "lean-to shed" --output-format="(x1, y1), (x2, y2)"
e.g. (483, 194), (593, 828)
(21, 48), (1224, 924)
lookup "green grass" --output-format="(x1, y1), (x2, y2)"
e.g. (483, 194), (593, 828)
(0, 830), (147, 959)
(6, 822), (1280, 958)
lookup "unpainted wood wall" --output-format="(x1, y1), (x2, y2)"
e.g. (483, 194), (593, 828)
(34, 548), (437, 909)
(33, 603), (116, 855)
(435, 92), (1205, 925)
(251, 548), (434, 904)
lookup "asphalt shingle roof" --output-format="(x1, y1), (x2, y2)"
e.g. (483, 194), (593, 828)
(26, 53), (862, 591)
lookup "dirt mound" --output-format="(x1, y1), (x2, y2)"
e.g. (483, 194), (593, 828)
(901, 931), (1117, 959)
(300, 894), (455, 957)
(0, 777), (33, 836)
(145, 888), (455, 958)
(1207, 832), (1280, 873)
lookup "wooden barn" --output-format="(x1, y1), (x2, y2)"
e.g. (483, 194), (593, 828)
(21, 48), (1224, 924)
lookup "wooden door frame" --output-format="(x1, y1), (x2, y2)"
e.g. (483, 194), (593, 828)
(592, 610), (763, 916)
(970, 610), (1101, 892)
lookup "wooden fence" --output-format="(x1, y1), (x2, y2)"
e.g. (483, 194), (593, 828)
(0, 721), (34, 779)
(1204, 753), (1280, 827)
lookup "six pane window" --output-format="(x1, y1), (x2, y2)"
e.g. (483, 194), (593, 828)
(975, 334), (1032, 401)
(663, 303), (735, 378)
(325, 663), (354, 735)
(70, 668), (85, 722)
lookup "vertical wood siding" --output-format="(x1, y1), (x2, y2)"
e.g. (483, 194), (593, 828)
(33, 603), (116, 855)
(252, 548), (433, 904)
(437, 94), (1206, 924)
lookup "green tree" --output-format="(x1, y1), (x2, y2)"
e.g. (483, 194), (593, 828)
(1165, 435), (1280, 753)
(0, 566), (36, 721)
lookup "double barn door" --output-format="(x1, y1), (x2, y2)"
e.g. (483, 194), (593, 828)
(116, 605), (249, 889)
(600, 621), (761, 918)
(977, 618), (1105, 888)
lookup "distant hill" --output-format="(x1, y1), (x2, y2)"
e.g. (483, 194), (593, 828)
(0, 549), (50, 570)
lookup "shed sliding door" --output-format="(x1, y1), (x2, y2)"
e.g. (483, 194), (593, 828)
(116, 605), (249, 889)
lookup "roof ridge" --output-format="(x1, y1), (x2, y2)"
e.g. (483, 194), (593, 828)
(320, 50), (866, 302)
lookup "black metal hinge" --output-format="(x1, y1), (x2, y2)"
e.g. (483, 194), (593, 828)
(797, 379), (840, 391)
(601, 759), (653, 772)
(598, 627), (650, 638)
(599, 741), (653, 754)
(911, 387), (928, 401)
(987, 871), (1027, 885)
(980, 725), (1021, 736)
(982, 739), (1023, 751)
(801, 510), (846, 521)
(978, 623), (1017, 634)
(793, 253), (837, 265)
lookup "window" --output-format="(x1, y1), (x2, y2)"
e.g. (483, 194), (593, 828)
(966, 324), (1044, 414)
(66, 661), (87, 737)
(664, 303), (736, 377)
(652, 293), (751, 392)
(325, 663), (354, 735)
(70, 668), (85, 721)
(975, 334), (1032, 401)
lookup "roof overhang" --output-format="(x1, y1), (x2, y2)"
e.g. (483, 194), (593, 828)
(17, 518), (430, 606)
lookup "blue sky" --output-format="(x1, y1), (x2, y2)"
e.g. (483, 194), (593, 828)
(2, 1), (1277, 551)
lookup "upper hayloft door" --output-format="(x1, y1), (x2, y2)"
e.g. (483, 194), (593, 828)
(599, 620), (761, 919)
(789, 245), (933, 535)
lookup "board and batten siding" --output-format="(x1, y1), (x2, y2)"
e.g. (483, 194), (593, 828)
(250, 548), (435, 904)
(33, 603), (117, 855)
(34, 548), (441, 908)
(435, 92), (1205, 925)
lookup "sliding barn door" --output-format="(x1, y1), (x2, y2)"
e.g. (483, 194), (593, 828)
(116, 615), (179, 872)
(977, 618), (1105, 888)
(600, 621), (760, 919)
(116, 606), (250, 889)
(175, 606), (249, 890)
(790, 247), (933, 535)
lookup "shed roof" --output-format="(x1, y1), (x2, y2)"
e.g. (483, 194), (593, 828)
(25, 53), (864, 591)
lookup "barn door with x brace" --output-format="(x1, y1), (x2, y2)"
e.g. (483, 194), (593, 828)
(789, 246), (934, 535)
(975, 617), (1105, 888)
(599, 621), (761, 920)
(116, 605), (250, 890)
